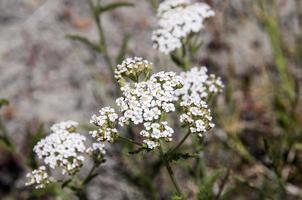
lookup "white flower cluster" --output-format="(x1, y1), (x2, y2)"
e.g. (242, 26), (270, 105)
(140, 121), (174, 148)
(152, 0), (215, 54)
(175, 67), (223, 136)
(86, 142), (106, 155)
(114, 57), (153, 81)
(25, 166), (53, 189)
(50, 120), (78, 133)
(116, 71), (183, 149)
(34, 121), (87, 175)
(117, 71), (182, 125)
(180, 100), (214, 137)
(175, 67), (223, 105)
(89, 107), (119, 143)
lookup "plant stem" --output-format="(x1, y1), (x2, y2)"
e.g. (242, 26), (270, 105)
(81, 164), (97, 187)
(159, 145), (185, 198)
(167, 131), (191, 154)
(87, 0), (116, 83)
(118, 135), (143, 146)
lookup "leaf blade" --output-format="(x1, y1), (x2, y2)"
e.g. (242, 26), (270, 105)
(97, 2), (134, 14)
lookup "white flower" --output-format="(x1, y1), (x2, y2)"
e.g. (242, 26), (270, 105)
(143, 139), (160, 149)
(89, 107), (119, 143)
(50, 120), (79, 133)
(116, 71), (183, 126)
(115, 62), (184, 149)
(25, 166), (53, 189)
(180, 100), (214, 137)
(175, 67), (223, 105)
(33, 130), (87, 175)
(140, 121), (174, 148)
(86, 142), (106, 155)
(152, 0), (215, 54)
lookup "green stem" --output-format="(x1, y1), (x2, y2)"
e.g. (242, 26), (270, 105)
(159, 145), (185, 198)
(181, 42), (190, 71)
(167, 131), (191, 154)
(87, 0), (116, 84)
(118, 135), (143, 146)
(81, 164), (97, 187)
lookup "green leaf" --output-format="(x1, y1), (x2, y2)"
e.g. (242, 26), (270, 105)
(170, 53), (184, 68)
(96, 2), (134, 14)
(116, 34), (129, 64)
(66, 34), (101, 53)
(197, 170), (224, 200)
(0, 99), (9, 109)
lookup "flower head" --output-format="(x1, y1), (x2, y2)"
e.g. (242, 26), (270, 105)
(152, 0), (215, 54)
(180, 100), (214, 137)
(89, 107), (119, 143)
(50, 120), (79, 133)
(86, 142), (106, 155)
(140, 121), (174, 149)
(33, 129), (87, 175)
(86, 142), (106, 163)
(25, 166), (54, 189)
(116, 71), (183, 126)
(175, 67), (223, 105)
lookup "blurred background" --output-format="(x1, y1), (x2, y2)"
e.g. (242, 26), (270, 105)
(0, 0), (301, 199)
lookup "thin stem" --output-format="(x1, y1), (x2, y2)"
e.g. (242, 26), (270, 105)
(81, 164), (97, 187)
(118, 135), (143, 146)
(159, 145), (185, 198)
(167, 131), (191, 154)
(72, 163), (98, 200)
(87, 0), (115, 82)
(214, 169), (230, 200)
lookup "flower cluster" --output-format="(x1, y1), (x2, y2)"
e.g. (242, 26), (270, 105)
(86, 142), (106, 163)
(140, 121), (174, 148)
(152, 0), (215, 54)
(33, 121), (86, 175)
(116, 70), (183, 149)
(25, 166), (53, 189)
(117, 71), (183, 126)
(50, 120), (78, 133)
(89, 107), (119, 143)
(180, 100), (214, 137)
(114, 57), (153, 82)
(86, 142), (106, 155)
(175, 67), (223, 105)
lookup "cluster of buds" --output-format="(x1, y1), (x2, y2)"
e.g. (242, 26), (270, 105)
(25, 166), (53, 189)
(89, 107), (119, 143)
(114, 57), (153, 84)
